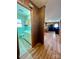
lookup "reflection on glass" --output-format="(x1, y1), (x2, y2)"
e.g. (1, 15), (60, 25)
(17, 3), (31, 57)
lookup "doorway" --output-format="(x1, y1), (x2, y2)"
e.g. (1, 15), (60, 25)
(17, 3), (32, 57)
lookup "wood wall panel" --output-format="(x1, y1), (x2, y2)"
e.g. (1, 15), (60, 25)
(38, 6), (45, 44)
(31, 5), (45, 47)
(31, 5), (39, 47)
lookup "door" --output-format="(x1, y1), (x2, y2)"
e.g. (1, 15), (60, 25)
(17, 3), (32, 57)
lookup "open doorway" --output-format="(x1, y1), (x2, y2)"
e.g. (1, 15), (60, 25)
(44, 0), (61, 58)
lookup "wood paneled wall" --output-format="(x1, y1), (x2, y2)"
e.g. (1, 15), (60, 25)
(31, 5), (39, 47)
(38, 6), (45, 44)
(31, 5), (45, 47)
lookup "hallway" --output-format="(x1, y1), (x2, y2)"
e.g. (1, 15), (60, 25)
(21, 32), (61, 59)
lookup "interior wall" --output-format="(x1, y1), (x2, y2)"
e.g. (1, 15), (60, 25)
(31, 5), (40, 47)
(31, 4), (45, 47)
(38, 6), (45, 44)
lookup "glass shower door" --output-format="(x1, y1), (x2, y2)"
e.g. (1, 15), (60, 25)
(17, 3), (31, 57)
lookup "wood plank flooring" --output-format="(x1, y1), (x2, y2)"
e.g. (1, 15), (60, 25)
(20, 32), (61, 59)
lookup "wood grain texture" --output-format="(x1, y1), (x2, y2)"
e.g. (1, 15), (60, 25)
(21, 32), (61, 59)
(31, 5), (45, 47)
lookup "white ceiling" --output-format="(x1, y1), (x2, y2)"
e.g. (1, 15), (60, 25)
(31, 0), (61, 22)
(45, 0), (61, 22)
(31, 0), (48, 8)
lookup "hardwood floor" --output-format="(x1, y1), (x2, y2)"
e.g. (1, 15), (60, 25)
(20, 32), (61, 59)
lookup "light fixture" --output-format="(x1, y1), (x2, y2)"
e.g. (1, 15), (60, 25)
(54, 23), (58, 28)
